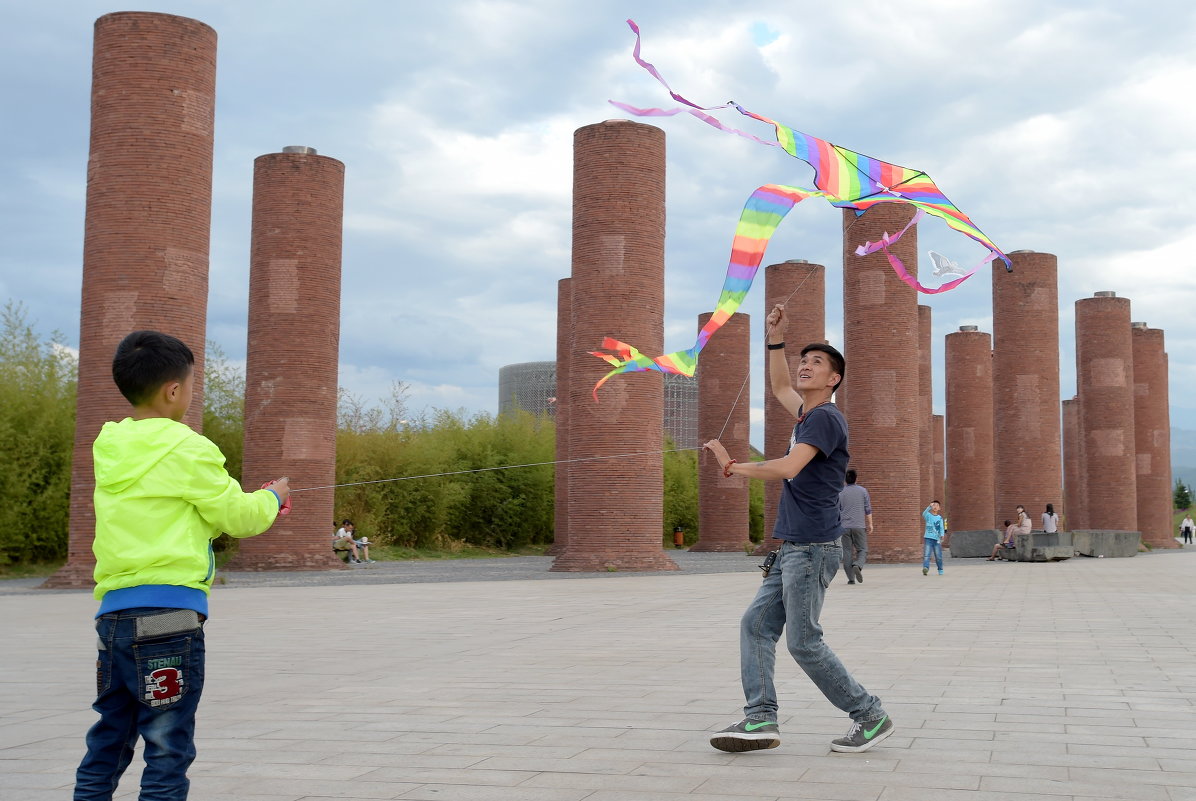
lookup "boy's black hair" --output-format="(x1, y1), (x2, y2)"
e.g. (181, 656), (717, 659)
(800, 343), (845, 389)
(1003, 520), (1012, 527)
(111, 331), (194, 406)
(845, 468), (858, 484)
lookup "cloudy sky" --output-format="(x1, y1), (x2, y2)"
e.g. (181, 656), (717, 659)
(2, 0), (1194, 453)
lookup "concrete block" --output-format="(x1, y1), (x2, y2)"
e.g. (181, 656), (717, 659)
(947, 530), (1000, 558)
(1012, 532), (1072, 562)
(1072, 530), (1140, 558)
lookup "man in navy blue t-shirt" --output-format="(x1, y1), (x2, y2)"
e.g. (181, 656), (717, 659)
(703, 303), (892, 755)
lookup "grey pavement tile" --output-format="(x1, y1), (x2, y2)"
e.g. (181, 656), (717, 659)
(395, 785), (590, 800)
(357, 766), (537, 786)
(236, 778), (418, 798)
(980, 775), (1171, 799)
(578, 793), (783, 801)
(696, 775), (883, 800)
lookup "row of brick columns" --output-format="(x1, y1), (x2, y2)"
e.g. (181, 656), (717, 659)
(53, 16), (1176, 581)
(47, 12), (344, 586)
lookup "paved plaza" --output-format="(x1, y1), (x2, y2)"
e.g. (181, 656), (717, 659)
(3, 548), (1195, 801)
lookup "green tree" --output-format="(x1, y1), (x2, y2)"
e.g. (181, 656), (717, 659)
(1175, 478), (1192, 511)
(0, 303), (77, 565)
(202, 341), (245, 482)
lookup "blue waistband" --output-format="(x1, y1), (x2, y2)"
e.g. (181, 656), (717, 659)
(97, 585), (209, 618)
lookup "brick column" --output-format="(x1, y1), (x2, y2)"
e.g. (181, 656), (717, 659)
(46, 12), (216, 588)
(547, 278), (571, 555)
(945, 326), (995, 531)
(225, 148), (343, 571)
(842, 206), (920, 561)
(1131, 323), (1174, 548)
(991, 250), (1062, 529)
(1075, 292), (1137, 531)
(932, 414), (945, 509)
(1062, 397), (1085, 530)
(918, 305), (934, 506)
(552, 120), (676, 571)
(693, 312), (751, 551)
(760, 261), (825, 553)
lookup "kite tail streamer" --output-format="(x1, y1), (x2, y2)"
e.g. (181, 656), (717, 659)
(591, 184), (820, 399)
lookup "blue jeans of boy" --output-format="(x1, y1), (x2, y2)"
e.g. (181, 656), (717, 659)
(923, 538), (943, 571)
(74, 608), (205, 801)
(739, 540), (885, 723)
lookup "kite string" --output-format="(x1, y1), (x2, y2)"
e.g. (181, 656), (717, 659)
(296, 263), (818, 494)
(713, 267), (814, 441)
(289, 447), (702, 493)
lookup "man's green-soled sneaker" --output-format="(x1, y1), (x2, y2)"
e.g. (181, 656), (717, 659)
(829, 715), (893, 753)
(709, 719), (781, 752)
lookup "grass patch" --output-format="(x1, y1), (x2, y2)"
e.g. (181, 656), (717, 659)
(0, 560), (65, 580)
(371, 541), (549, 561)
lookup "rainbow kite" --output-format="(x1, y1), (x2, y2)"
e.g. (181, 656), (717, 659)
(591, 19), (1010, 398)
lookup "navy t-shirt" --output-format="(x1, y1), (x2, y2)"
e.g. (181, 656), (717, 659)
(773, 403), (850, 544)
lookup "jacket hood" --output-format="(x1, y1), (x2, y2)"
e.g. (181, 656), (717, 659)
(93, 418), (194, 493)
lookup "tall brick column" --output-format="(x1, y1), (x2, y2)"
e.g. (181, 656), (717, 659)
(918, 305), (934, 506)
(548, 278), (571, 555)
(945, 326), (995, 531)
(693, 312), (751, 551)
(1075, 292), (1137, 531)
(932, 414), (945, 510)
(992, 250), (1062, 529)
(1131, 323), (1174, 548)
(225, 147), (343, 571)
(842, 206), (920, 561)
(760, 261), (825, 552)
(1062, 397), (1085, 530)
(552, 120), (676, 571)
(46, 12), (216, 588)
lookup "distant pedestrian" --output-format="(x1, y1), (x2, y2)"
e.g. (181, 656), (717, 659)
(922, 501), (945, 576)
(1181, 514), (1194, 545)
(838, 469), (873, 584)
(1041, 504), (1060, 534)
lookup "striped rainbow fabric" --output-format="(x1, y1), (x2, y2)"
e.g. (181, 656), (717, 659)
(591, 20), (1010, 398)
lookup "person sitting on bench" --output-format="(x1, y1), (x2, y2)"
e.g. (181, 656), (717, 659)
(987, 520), (1017, 560)
(333, 520), (374, 564)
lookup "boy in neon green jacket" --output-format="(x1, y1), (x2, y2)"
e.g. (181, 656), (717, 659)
(74, 331), (289, 801)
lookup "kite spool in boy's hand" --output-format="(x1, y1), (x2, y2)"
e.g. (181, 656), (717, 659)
(261, 479), (293, 516)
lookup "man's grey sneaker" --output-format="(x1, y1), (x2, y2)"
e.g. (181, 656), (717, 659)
(830, 716), (893, 753)
(709, 719), (780, 752)
(853, 565), (863, 583)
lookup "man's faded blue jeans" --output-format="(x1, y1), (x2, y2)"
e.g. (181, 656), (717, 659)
(739, 540), (885, 723)
(74, 608), (205, 801)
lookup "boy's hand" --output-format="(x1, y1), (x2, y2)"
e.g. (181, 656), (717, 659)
(262, 477), (291, 515)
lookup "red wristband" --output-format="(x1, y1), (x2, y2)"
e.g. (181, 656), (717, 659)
(723, 459), (737, 478)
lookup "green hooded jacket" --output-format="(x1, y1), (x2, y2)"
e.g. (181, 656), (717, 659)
(92, 417), (279, 602)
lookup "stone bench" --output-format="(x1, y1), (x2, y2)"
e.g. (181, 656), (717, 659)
(945, 529), (1001, 558)
(1071, 530), (1140, 558)
(950, 530), (1072, 561)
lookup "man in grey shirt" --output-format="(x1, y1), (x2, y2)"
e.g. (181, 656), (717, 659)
(838, 469), (873, 584)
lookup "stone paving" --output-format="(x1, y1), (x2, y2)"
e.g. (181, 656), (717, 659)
(3, 548), (1195, 800)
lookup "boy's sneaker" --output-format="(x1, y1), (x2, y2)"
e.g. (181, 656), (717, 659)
(709, 719), (780, 752)
(830, 716), (893, 753)
(938, 569), (944, 575)
(922, 567), (929, 575)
